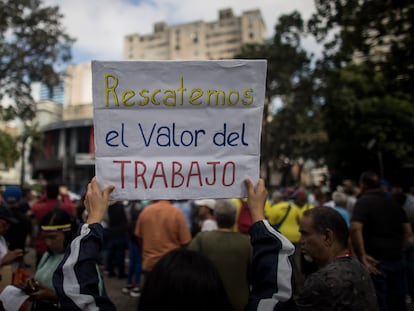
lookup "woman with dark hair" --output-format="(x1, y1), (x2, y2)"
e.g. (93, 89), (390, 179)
(139, 248), (234, 311)
(25, 208), (75, 310)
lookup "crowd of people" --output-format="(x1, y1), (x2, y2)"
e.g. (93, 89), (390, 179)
(0, 171), (413, 311)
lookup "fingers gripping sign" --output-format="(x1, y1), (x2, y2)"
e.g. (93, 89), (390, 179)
(85, 177), (115, 225)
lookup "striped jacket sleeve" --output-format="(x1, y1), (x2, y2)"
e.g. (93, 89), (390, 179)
(53, 223), (117, 311)
(245, 220), (295, 311)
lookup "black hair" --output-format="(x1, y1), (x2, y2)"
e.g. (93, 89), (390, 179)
(303, 206), (349, 248)
(139, 248), (234, 311)
(46, 184), (60, 199)
(359, 171), (380, 190)
(40, 208), (75, 251)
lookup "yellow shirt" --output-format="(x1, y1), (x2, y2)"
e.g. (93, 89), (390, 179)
(265, 201), (301, 243)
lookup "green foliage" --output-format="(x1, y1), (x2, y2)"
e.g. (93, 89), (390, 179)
(238, 2), (414, 184)
(0, 0), (74, 121)
(0, 129), (19, 168)
(237, 12), (327, 186)
(311, 0), (414, 180)
(0, 0), (73, 173)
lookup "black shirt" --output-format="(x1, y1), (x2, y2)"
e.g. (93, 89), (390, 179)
(352, 191), (407, 260)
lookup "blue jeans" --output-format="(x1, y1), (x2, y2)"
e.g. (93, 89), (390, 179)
(127, 238), (142, 284)
(371, 258), (406, 311)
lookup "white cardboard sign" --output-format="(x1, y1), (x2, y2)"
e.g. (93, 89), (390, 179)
(92, 60), (266, 200)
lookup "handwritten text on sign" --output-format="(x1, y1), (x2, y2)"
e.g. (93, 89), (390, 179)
(92, 60), (267, 200)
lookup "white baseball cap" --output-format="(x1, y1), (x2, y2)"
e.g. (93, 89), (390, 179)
(194, 199), (216, 210)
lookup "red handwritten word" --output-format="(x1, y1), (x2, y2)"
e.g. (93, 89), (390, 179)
(113, 160), (236, 189)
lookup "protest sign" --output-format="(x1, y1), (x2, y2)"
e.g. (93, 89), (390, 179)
(92, 60), (267, 200)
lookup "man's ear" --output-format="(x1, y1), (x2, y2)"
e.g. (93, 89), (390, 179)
(324, 228), (334, 246)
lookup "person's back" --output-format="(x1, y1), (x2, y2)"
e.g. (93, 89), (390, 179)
(135, 200), (191, 272)
(105, 201), (128, 278)
(2, 186), (31, 251)
(266, 200), (301, 243)
(188, 199), (251, 311)
(32, 185), (75, 223)
(32, 197), (74, 223)
(353, 190), (406, 260)
(351, 172), (410, 311)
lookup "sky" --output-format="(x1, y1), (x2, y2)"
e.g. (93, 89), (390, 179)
(44, 0), (317, 65)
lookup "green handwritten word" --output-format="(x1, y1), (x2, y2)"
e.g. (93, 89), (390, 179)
(104, 74), (253, 108)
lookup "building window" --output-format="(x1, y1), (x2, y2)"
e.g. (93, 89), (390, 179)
(176, 45), (180, 50)
(192, 32), (198, 44)
(249, 32), (254, 39)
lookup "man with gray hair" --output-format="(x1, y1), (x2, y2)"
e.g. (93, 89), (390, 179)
(332, 191), (351, 227)
(188, 199), (252, 311)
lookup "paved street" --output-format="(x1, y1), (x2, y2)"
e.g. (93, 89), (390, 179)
(104, 274), (139, 310)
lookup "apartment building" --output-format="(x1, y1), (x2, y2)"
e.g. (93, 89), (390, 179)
(31, 62), (95, 191)
(124, 8), (266, 60)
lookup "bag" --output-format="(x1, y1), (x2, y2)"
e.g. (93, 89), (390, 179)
(237, 199), (253, 234)
(13, 267), (31, 286)
(13, 266), (32, 311)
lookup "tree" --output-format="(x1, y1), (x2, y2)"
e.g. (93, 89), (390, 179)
(237, 12), (327, 186)
(0, 129), (19, 168)
(309, 0), (414, 181)
(0, 0), (74, 184)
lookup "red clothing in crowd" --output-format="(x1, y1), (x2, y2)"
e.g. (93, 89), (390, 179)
(32, 194), (75, 255)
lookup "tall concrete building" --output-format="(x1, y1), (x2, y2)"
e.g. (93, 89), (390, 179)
(31, 62), (95, 191)
(63, 62), (93, 120)
(124, 8), (266, 60)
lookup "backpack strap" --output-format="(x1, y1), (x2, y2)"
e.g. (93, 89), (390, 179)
(275, 204), (291, 230)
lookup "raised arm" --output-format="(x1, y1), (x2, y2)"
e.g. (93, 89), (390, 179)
(53, 177), (117, 311)
(244, 178), (296, 311)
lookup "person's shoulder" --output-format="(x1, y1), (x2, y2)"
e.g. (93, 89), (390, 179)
(359, 190), (384, 200)
(300, 268), (330, 300)
(273, 201), (290, 207)
(31, 199), (47, 210)
(324, 256), (368, 278)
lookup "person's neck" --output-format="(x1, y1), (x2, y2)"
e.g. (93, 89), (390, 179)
(335, 249), (351, 258)
(320, 247), (350, 267)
